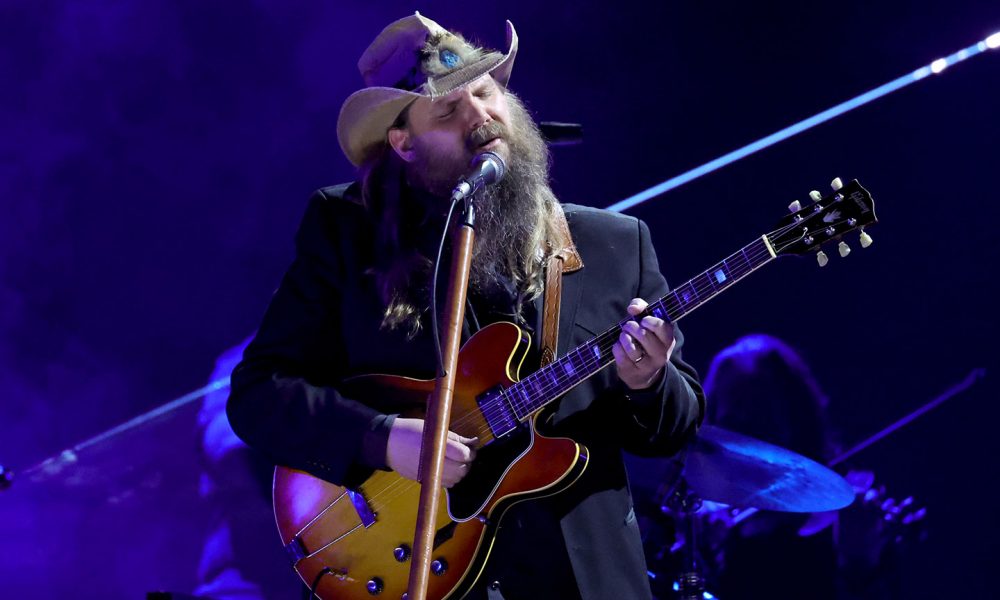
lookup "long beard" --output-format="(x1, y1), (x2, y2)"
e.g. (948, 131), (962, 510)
(409, 93), (553, 298)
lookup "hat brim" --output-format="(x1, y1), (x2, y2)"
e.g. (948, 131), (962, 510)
(337, 20), (518, 167)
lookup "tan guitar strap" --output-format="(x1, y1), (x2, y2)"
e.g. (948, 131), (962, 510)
(540, 203), (583, 367)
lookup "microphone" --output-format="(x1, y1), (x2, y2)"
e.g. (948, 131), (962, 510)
(450, 151), (506, 203)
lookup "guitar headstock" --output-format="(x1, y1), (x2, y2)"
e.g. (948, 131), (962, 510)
(767, 178), (877, 265)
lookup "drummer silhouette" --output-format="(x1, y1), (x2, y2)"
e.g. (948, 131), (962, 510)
(700, 334), (840, 599)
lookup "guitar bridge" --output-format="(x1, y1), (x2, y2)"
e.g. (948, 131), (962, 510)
(348, 489), (376, 527)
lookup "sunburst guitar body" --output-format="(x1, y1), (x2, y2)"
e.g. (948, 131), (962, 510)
(273, 322), (589, 600)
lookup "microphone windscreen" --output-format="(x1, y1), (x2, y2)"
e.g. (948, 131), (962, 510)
(475, 151), (506, 183)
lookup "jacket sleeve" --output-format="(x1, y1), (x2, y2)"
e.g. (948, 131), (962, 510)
(226, 190), (393, 488)
(617, 218), (705, 457)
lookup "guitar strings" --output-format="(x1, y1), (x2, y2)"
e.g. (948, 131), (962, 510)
(468, 242), (772, 421)
(469, 242), (779, 429)
(476, 209), (858, 428)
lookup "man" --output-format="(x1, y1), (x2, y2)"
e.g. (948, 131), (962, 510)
(228, 12), (704, 600)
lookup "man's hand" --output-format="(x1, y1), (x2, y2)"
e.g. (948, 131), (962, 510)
(613, 298), (677, 390)
(386, 417), (478, 487)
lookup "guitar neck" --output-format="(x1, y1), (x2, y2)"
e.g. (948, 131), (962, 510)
(503, 235), (778, 419)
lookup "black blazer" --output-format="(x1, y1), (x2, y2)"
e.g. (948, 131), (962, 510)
(228, 183), (705, 599)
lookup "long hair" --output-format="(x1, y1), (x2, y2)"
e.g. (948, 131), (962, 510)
(703, 334), (837, 462)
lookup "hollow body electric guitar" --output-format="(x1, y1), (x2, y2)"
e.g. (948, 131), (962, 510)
(273, 179), (877, 599)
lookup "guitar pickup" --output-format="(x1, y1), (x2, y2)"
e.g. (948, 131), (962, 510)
(476, 386), (519, 438)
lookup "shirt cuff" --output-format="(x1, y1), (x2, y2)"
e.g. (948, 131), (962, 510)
(624, 365), (668, 403)
(360, 413), (397, 470)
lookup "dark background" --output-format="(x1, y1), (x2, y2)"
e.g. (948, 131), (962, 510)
(1, 1), (997, 597)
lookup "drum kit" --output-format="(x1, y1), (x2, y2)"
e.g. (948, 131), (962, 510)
(637, 370), (986, 600)
(629, 425), (857, 600)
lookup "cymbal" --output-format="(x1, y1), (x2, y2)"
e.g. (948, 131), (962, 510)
(682, 425), (855, 512)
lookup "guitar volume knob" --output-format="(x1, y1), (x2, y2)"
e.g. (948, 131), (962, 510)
(431, 558), (448, 575)
(393, 544), (411, 562)
(366, 577), (384, 595)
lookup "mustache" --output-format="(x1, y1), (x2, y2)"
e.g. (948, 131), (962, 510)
(466, 120), (508, 150)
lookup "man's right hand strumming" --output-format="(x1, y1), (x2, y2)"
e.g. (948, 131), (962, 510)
(386, 417), (478, 487)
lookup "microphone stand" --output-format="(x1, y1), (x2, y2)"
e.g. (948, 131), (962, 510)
(406, 196), (476, 600)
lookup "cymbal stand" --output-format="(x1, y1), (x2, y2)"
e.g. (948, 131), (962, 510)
(0, 464), (12, 491)
(665, 477), (705, 600)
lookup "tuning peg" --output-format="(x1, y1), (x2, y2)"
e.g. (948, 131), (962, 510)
(816, 250), (829, 267)
(788, 200), (802, 213)
(838, 241), (851, 257)
(860, 228), (873, 248)
(831, 177), (844, 191)
(809, 190), (822, 202)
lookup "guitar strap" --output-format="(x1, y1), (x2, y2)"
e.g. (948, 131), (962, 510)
(540, 202), (583, 367)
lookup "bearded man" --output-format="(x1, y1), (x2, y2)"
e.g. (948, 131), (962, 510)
(228, 13), (704, 600)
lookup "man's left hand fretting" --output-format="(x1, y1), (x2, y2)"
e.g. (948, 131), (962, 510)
(612, 298), (676, 390)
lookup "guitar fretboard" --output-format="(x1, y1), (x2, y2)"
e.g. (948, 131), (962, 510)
(502, 236), (776, 420)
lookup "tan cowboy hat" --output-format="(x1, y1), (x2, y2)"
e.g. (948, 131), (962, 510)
(336, 12), (518, 167)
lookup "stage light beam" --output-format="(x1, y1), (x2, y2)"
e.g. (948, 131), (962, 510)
(606, 32), (998, 213)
